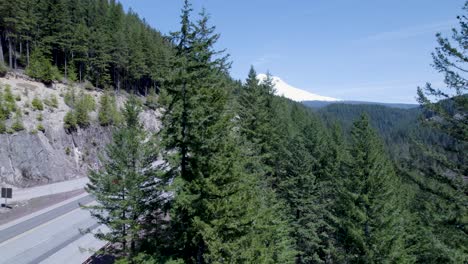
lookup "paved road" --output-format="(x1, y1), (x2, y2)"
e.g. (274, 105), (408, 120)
(10, 178), (89, 203)
(0, 194), (104, 264)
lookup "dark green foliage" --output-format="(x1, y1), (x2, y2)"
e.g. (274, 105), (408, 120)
(0, 0), (173, 92)
(158, 4), (295, 262)
(2, 0), (457, 262)
(237, 67), (340, 263)
(31, 97), (44, 111)
(86, 96), (166, 259)
(318, 100), (467, 263)
(318, 104), (421, 150)
(237, 68), (278, 183)
(280, 135), (322, 263)
(406, 3), (468, 262)
(317, 103), (461, 165)
(334, 114), (410, 263)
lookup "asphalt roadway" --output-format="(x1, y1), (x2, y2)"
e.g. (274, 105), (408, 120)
(0, 195), (101, 264)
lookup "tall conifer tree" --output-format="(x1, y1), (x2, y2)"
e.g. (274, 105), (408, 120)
(86, 96), (165, 259)
(159, 2), (294, 262)
(409, 2), (468, 262)
(335, 114), (409, 263)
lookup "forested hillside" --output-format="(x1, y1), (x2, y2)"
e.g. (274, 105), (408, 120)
(1, 0), (466, 263)
(0, 0), (173, 92)
(317, 104), (453, 160)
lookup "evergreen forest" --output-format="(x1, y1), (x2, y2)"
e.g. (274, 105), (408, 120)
(0, 0), (466, 263)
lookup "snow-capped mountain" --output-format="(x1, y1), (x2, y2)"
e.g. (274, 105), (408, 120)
(257, 74), (340, 102)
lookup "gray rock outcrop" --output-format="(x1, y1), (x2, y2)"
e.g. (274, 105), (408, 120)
(0, 76), (160, 187)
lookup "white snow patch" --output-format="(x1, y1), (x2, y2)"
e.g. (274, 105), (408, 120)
(257, 74), (340, 102)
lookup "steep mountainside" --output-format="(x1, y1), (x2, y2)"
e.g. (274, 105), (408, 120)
(0, 74), (159, 187)
(303, 100), (418, 109)
(315, 103), (454, 161)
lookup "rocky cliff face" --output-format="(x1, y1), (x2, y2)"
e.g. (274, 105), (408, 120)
(0, 75), (160, 187)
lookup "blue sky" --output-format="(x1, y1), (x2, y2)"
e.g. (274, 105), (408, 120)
(118, 0), (465, 103)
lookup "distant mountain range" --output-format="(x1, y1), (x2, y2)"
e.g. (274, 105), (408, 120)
(302, 100), (418, 109)
(257, 74), (418, 109)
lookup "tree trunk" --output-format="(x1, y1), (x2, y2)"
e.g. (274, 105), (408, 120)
(130, 213), (137, 258)
(7, 35), (12, 68)
(117, 73), (121, 93)
(79, 62), (82, 82)
(181, 82), (189, 179)
(26, 41), (30, 66)
(13, 39), (17, 69)
(122, 190), (127, 252)
(64, 52), (67, 80)
(197, 241), (205, 264)
(0, 35), (5, 67)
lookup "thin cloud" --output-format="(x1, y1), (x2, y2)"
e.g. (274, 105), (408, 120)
(356, 20), (457, 43)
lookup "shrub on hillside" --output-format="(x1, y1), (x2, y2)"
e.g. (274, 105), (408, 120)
(64, 110), (77, 132)
(82, 93), (96, 111)
(26, 49), (61, 84)
(1, 85), (17, 117)
(64, 87), (77, 107)
(3, 85), (14, 101)
(0, 119), (6, 133)
(44, 94), (59, 108)
(67, 61), (78, 83)
(0, 90), (7, 120)
(75, 94), (95, 127)
(0, 63), (7, 77)
(98, 90), (121, 126)
(84, 81), (94, 91)
(11, 109), (25, 132)
(145, 88), (158, 110)
(64, 91), (96, 130)
(37, 123), (45, 133)
(32, 97), (44, 111)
